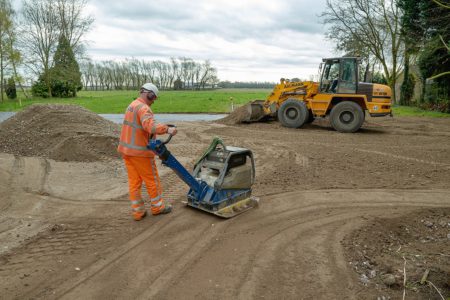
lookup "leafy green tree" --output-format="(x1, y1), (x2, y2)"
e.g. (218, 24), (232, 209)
(5, 76), (15, 99)
(372, 72), (388, 85)
(31, 74), (50, 98)
(0, 0), (28, 101)
(173, 78), (183, 90)
(417, 0), (449, 107)
(0, 0), (13, 102)
(398, 0), (425, 105)
(49, 34), (82, 97)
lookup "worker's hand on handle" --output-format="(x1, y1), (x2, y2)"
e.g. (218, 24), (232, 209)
(167, 125), (177, 136)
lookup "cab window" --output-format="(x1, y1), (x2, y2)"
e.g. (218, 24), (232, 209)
(338, 59), (357, 94)
(320, 60), (340, 93)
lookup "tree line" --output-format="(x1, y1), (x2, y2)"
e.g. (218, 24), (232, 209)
(218, 81), (275, 89)
(80, 57), (219, 91)
(321, 0), (449, 112)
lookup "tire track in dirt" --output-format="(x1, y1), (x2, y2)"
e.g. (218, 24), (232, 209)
(161, 190), (449, 300)
(237, 213), (362, 300)
(54, 210), (224, 299)
(0, 219), (131, 299)
(0, 164), (188, 299)
(37, 189), (450, 300)
(2, 205), (184, 299)
(353, 148), (450, 169)
(206, 123), (450, 170)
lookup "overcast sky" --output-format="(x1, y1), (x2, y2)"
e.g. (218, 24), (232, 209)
(84, 0), (335, 82)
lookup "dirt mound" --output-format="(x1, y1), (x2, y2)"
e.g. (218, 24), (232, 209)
(216, 104), (251, 125)
(0, 104), (120, 162)
(343, 208), (450, 298)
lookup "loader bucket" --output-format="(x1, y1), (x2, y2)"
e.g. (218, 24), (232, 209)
(242, 100), (266, 122)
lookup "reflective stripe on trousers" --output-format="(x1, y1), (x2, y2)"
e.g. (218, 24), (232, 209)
(123, 155), (165, 215)
(130, 199), (145, 213)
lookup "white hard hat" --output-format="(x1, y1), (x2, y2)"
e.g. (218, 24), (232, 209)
(141, 82), (159, 96)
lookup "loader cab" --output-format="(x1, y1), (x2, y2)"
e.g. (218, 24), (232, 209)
(319, 57), (359, 94)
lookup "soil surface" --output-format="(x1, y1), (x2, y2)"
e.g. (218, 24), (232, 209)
(0, 105), (449, 299)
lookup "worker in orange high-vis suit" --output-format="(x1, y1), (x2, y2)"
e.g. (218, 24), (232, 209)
(118, 83), (177, 221)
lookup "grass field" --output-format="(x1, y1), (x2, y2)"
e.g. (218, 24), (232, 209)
(390, 105), (450, 118)
(0, 89), (448, 117)
(0, 89), (270, 114)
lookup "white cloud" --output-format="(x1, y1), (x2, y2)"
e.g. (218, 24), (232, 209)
(84, 0), (335, 81)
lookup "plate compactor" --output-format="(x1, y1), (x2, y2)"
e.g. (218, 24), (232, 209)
(147, 133), (259, 218)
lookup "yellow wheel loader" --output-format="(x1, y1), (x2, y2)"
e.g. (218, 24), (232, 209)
(244, 57), (392, 133)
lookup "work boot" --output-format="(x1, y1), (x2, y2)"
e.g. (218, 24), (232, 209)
(154, 204), (172, 215)
(133, 210), (147, 221)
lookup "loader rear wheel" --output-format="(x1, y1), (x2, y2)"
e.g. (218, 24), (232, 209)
(330, 101), (364, 133)
(278, 99), (309, 128)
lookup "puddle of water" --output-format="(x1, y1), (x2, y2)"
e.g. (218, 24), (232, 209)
(0, 112), (226, 124)
(99, 113), (226, 124)
(0, 112), (15, 123)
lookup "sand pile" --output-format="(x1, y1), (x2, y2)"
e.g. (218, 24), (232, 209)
(0, 104), (121, 162)
(216, 104), (252, 125)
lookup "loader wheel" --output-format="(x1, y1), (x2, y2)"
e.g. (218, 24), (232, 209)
(278, 99), (309, 128)
(305, 110), (315, 124)
(330, 101), (364, 133)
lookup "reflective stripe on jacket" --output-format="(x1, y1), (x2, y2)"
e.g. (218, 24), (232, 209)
(118, 98), (168, 157)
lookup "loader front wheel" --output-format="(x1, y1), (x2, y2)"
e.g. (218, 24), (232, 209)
(305, 110), (315, 123)
(330, 101), (364, 133)
(278, 99), (309, 128)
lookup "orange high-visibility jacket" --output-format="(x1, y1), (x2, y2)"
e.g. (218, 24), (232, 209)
(118, 98), (168, 157)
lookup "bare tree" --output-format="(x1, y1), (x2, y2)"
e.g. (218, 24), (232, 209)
(142, 60), (155, 84)
(55, 0), (93, 58)
(321, 0), (404, 102)
(21, 0), (59, 95)
(5, 25), (28, 99)
(169, 57), (180, 88)
(199, 60), (217, 89)
(80, 59), (95, 89)
(180, 57), (195, 89)
(97, 62), (108, 90)
(1, 0), (29, 102)
(193, 63), (201, 89)
(127, 58), (142, 89)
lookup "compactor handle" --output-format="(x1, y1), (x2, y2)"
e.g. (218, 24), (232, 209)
(149, 124), (176, 144)
(162, 124), (176, 145)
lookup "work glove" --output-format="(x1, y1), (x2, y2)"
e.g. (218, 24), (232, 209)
(167, 127), (178, 136)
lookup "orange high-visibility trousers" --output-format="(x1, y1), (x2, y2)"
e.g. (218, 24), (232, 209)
(122, 155), (166, 218)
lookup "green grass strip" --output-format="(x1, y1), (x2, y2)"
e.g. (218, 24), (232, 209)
(1, 90), (448, 118)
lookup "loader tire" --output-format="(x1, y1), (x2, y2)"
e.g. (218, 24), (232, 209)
(305, 110), (315, 123)
(330, 101), (364, 133)
(278, 99), (309, 128)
